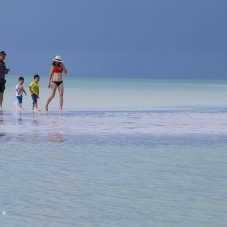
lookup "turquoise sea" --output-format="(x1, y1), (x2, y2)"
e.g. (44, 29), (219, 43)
(1, 75), (227, 226)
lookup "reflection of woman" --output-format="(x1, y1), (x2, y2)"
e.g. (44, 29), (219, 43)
(48, 132), (64, 143)
(45, 55), (67, 111)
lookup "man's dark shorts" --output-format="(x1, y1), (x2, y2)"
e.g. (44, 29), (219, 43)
(0, 79), (6, 93)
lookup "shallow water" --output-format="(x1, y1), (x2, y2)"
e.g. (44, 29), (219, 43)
(3, 76), (227, 111)
(0, 77), (227, 226)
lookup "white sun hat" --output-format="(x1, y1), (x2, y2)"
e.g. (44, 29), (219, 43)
(53, 55), (62, 62)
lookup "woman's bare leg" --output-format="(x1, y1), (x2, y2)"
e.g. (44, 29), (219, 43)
(58, 83), (64, 111)
(45, 83), (57, 111)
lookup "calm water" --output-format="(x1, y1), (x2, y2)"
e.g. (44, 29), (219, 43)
(0, 76), (227, 226)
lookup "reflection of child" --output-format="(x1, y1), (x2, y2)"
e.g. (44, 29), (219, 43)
(29, 74), (40, 111)
(15, 76), (27, 109)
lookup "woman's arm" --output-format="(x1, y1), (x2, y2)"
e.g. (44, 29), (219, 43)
(62, 64), (67, 74)
(48, 66), (54, 88)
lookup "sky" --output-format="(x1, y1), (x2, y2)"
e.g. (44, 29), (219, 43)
(1, 0), (227, 79)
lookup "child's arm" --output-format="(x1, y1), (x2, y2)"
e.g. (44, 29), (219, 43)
(22, 88), (27, 95)
(15, 86), (19, 93)
(48, 66), (54, 88)
(29, 85), (33, 95)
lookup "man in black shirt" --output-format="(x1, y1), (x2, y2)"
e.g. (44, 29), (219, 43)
(0, 51), (10, 108)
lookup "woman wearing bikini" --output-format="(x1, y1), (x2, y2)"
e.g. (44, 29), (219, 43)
(45, 55), (67, 111)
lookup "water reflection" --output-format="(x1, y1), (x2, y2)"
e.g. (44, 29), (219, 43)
(16, 111), (23, 125)
(0, 110), (5, 138)
(32, 112), (39, 126)
(45, 113), (65, 144)
(0, 109), (3, 125)
(48, 131), (64, 143)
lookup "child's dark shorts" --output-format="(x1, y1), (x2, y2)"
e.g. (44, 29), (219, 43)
(17, 95), (23, 104)
(31, 94), (38, 104)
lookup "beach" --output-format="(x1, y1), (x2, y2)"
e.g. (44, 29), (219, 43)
(1, 76), (227, 226)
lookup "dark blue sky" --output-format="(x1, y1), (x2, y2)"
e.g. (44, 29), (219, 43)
(1, 0), (227, 78)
